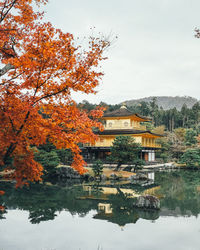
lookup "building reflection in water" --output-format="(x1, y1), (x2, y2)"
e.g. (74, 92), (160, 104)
(98, 203), (113, 214)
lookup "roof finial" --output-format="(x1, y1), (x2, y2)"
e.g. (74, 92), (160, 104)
(120, 102), (127, 109)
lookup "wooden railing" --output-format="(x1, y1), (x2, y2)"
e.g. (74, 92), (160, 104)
(142, 143), (161, 148)
(84, 142), (161, 148)
(104, 125), (147, 130)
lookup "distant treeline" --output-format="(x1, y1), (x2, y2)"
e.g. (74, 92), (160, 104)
(78, 98), (200, 132)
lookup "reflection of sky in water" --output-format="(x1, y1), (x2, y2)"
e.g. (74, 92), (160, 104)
(0, 209), (200, 250)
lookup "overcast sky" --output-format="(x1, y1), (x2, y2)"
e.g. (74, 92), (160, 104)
(44, 0), (200, 104)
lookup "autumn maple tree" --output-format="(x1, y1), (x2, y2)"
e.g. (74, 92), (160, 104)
(0, 0), (109, 186)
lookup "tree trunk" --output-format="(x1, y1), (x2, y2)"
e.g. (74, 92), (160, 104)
(0, 64), (15, 77)
(115, 162), (122, 171)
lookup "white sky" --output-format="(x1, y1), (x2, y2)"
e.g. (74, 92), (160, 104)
(44, 0), (200, 104)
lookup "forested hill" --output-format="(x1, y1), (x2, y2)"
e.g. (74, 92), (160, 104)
(123, 96), (198, 111)
(78, 96), (200, 131)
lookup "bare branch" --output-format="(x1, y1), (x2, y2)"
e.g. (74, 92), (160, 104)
(33, 86), (69, 105)
(0, 0), (17, 23)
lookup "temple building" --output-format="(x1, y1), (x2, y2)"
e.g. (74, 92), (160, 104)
(83, 105), (162, 162)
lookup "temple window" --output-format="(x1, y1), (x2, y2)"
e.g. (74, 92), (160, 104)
(124, 122), (129, 127)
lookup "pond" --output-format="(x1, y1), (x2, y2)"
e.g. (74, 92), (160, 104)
(0, 170), (200, 250)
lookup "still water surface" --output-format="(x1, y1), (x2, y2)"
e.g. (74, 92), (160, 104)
(0, 170), (200, 250)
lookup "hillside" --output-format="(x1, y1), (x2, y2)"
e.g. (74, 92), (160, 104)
(122, 96), (198, 110)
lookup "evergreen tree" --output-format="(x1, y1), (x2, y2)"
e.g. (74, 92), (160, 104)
(109, 136), (144, 171)
(180, 149), (200, 167)
(92, 160), (104, 179)
(184, 129), (197, 146)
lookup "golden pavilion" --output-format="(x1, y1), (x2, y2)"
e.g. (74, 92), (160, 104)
(83, 105), (162, 162)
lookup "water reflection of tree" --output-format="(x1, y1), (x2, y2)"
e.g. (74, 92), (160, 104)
(90, 182), (104, 197)
(29, 208), (57, 224)
(94, 187), (159, 226)
(1, 170), (200, 225)
(0, 181), (160, 226)
(156, 171), (200, 217)
(0, 208), (7, 220)
(0, 182), (98, 224)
